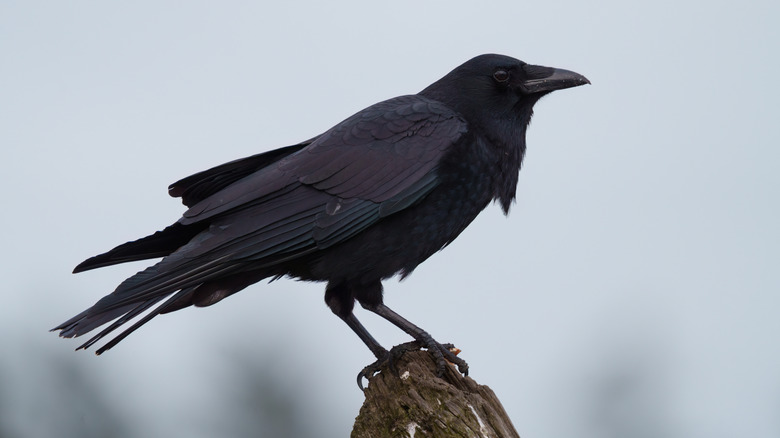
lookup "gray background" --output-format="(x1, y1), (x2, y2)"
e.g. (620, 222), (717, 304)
(2, 1), (778, 437)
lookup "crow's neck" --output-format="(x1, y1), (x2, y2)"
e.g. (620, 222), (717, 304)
(478, 107), (532, 215)
(418, 87), (535, 214)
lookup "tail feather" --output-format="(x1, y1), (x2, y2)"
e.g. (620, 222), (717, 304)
(53, 252), (244, 351)
(75, 294), (169, 351)
(92, 289), (193, 355)
(54, 302), (138, 338)
(55, 263), (172, 337)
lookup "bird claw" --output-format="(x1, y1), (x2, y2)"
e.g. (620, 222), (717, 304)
(356, 340), (469, 391)
(426, 341), (469, 378)
(439, 343), (469, 376)
(357, 341), (422, 390)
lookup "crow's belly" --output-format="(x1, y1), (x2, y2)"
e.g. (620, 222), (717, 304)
(299, 185), (491, 284)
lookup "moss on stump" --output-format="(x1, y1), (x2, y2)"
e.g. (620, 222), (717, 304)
(352, 350), (520, 438)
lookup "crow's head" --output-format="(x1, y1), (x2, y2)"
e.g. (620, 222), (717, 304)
(420, 53), (589, 122)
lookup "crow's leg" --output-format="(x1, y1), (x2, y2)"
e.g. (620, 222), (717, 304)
(328, 281), (468, 389)
(340, 312), (387, 360)
(340, 312), (408, 390)
(361, 302), (469, 378)
(326, 281), (387, 358)
(326, 281), (392, 389)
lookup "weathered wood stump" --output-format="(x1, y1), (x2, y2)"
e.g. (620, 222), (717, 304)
(352, 350), (520, 438)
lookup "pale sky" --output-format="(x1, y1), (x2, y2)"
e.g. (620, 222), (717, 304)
(2, 1), (779, 437)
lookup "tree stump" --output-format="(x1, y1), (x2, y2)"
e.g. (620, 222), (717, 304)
(352, 350), (520, 438)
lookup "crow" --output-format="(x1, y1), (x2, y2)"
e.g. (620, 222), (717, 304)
(53, 54), (588, 386)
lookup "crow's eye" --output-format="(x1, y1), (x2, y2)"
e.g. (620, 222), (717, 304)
(493, 70), (510, 83)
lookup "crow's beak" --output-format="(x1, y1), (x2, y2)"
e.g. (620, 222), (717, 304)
(521, 65), (590, 94)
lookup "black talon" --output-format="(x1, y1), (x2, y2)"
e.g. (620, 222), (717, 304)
(356, 366), (375, 391)
(355, 340), (469, 390)
(439, 343), (468, 375)
(422, 339), (469, 377)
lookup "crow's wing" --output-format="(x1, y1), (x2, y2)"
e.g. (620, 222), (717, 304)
(180, 96), (465, 223)
(169, 141), (313, 207)
(72, 142), (314, 273)
(55, 95), (467, 348)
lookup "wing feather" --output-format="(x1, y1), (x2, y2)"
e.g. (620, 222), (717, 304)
(169, 142), (311, 207)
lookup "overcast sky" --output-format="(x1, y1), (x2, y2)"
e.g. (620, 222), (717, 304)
(2, 1), (779, 437)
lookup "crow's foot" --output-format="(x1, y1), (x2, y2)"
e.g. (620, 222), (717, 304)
(356, 339), (469, 391)
(357, 341), (421, 390)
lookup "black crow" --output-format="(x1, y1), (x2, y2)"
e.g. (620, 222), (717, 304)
(53, 54), (588, 385)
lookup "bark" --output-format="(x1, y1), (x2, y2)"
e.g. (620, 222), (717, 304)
(352, 350), (520, 438)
